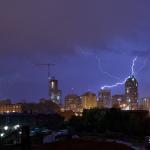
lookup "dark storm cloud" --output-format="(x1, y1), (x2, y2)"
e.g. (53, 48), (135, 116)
(0, 0), (150, 57)
(0, 0), (150, 100)
(131, 50), (150, 57)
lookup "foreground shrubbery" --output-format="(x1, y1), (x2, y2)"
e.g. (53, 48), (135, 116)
(68, 108), (150, 138)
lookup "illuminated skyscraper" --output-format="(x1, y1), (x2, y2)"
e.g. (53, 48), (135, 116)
(98, 89), (111, 108)
(125, 75), (138, 110)
(49, 77), (62, 105)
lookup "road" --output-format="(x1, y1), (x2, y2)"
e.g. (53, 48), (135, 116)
(107, 139), (145, 150)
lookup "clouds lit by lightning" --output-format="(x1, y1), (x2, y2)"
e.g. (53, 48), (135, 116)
(97, 57), (121, 81)
(77, 48), (115, 81)
(78, 47), (121, 81)
(77, 47), (139, 91)
(101, 57), (138, 90)
(137, 53), (150, 74)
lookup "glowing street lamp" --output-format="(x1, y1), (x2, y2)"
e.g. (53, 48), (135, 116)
(0, 133), (4, 137)
(19, 131), (22, 135)
(4, 126), (8, 131)
(14, 124), (20, 130)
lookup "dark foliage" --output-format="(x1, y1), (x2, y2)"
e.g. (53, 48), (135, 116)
(68, 108), (150, 137)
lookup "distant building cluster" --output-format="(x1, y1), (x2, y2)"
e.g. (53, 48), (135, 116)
(97, 75), (139, 110)
(0, 75), (150, 116)
(63, 92), (97, 113)
(63, 75), (143, 112)
(0, 104), (22, 114)
(0, 99), (60, 114)
(0, 99), (22, 114)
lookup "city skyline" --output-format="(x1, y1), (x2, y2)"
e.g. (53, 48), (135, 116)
(1, 1), (150, 149)
(0, 1), (150, 101)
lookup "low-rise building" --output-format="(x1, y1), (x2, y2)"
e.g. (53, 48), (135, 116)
(98, 89), (111, 108)
(81, 92), (97, 109)
(112, 94), (126, 109)
(138, 97), (150, 110)
(0, 104), (22, 114)
(0, 99), (60, 114)
(64, 94), (82, 112)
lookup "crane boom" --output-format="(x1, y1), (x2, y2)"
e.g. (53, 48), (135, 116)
(36, 63), (55, 79)
(36, 63), (55, 98)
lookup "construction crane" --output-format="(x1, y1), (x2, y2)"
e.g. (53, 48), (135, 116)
(36, 63), (55, 98)
(36, 63), (55, 80)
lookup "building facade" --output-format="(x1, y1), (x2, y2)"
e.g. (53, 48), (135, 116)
(49, 77), (62, 105)
(125, 75), (138, 110)
(0, 104), (22, 114)
(64, 94), (82, 113)
(112, 94), (127, 109)
(138, 97), (150, 110)
(81, 92), (97, 109)
(98, 89), (111, 108)
(0, 100), (60, 115)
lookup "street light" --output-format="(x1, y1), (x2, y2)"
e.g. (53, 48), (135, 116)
(19, 131), (22, 135)
(0, 133), (4, 137)
(4, 126), (8, 131)
(14, 124), (20, 130)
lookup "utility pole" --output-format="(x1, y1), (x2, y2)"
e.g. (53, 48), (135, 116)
(36, 63), (55, 97)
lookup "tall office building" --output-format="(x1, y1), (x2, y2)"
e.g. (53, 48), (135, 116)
(125, 75), (138, 110)
(49, 77), (62, 105)
(98, 88), (111, 108)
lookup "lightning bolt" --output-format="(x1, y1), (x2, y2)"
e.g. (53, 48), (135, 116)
(101, 76), (130, 89)
(101, 57), (138, 89)
(131, 56), (137, 75)
(97, 57), (121, 80)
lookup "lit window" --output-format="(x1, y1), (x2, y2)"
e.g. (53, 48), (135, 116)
(57, 96), (60, 100)
(126, 89), (129, 93)
(51, 82), (54, 88)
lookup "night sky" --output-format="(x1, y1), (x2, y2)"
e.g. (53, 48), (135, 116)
(0, 0), (150, 102)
